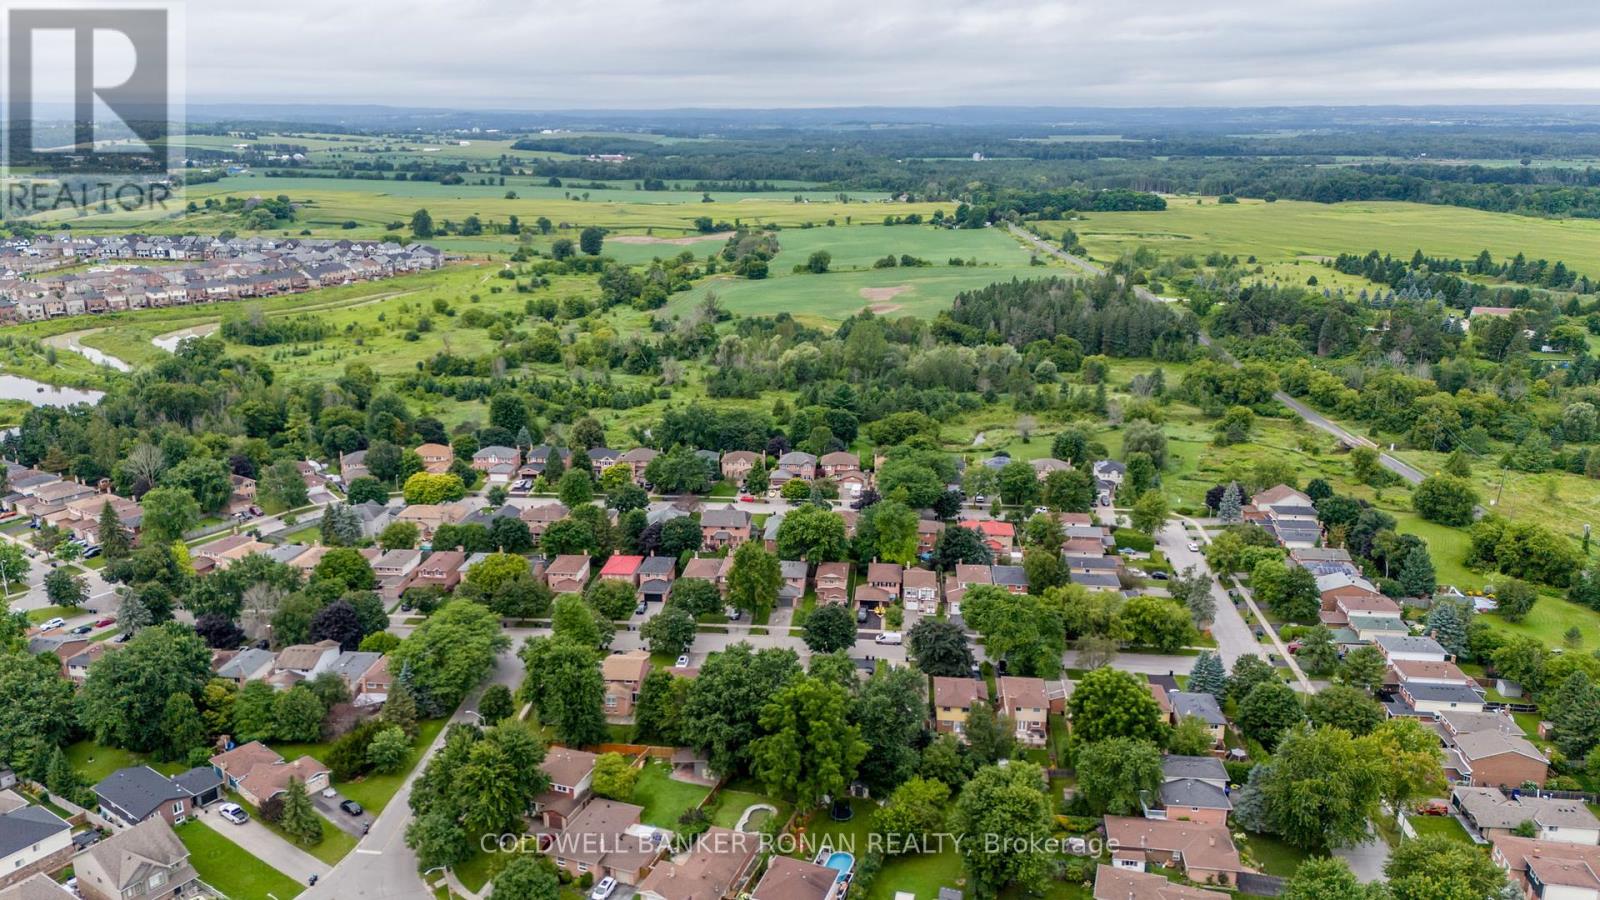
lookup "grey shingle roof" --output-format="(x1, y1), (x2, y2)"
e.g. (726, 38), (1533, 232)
(0, 805), (69, 859)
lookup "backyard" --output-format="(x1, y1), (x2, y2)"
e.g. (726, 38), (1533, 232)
(631, 760), (712, 828)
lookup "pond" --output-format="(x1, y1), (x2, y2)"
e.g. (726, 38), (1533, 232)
(0, 374), (104, 407)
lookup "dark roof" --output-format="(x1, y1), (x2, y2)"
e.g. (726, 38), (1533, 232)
(638, 556), (676, 577)
(1169, 691), (1227, 726)
(1161, 779), (1233, 811)
(0, 806), (69, 859)
(1070, 572), (1122, 589)
(1404, 682), (1487, 704)
(1162, 755), (1228, 781)
(172, 766), (223, 796)
(94, 766), (189, 821)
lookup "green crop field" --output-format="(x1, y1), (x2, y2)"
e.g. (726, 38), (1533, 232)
(1038, 197), (1600, 275)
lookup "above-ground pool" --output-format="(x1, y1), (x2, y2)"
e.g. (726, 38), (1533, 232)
(823, 851), (855, 881)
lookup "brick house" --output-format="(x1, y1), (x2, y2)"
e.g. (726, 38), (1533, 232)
(600, 555), (645, 587)
(720, 451), (762, 485)
(700, 508), (752, 550)
(532, 747), (598, 829)
(546, 555), (592, 594)
(814, 562), (850, 605)
(932, 676), (989, 737)
(602, 650), (652, 719)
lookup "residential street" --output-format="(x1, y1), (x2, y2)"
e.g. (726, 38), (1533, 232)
(1156, 519), (1262, 667)
(190, 802), (332, 884)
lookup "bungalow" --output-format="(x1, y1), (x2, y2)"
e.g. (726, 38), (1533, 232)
(637, 826), (760, 900)
(700, 508), (752, 551)
(408, 550), (467, 592)
(192, 533), (270, 571)
(1394, 680), (1486, 717)
(1376, 634), (1449, 664)
(1102, 816), (1247, 886)
(750, 855), (844, 900)
(1491, 835), (1600, 900)
(1453, 787), (1600, 844)
(637, 556), (677, 604)
(902, 567), (937, 612)
(991, 565), (1029, 595)
(547, 555), (592, 595)
(92, 766), (214, 827)
(603, 650), (653, 719)
(0, 805), (70, 889)
(1447, 730), (1551, 789)
(547, 798), (662, 884)
(720, 451), (762, 486)
(601, 555), (646, 587)
(73, 818), (197, 900)
(415, 443), (454, 475)
(325, 651), (388, 704)
(998, 676), (1049, 746)
(932, 676), (989, 737)
(1168, 691), (1227, 748)
(215, 647), (274, 686)
(1157, 756), (1233, 826)
(814, 562), (850, 606)
(1093, 865), (1229, 900)
(533, 747), (598, 830)
(1289, 546), (1360, 577)
(210, 742), (331, 807)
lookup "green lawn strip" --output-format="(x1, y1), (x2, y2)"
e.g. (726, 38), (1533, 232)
(1241, 831), (1311, 877)
(65, 740), (187, 784)
(22, 605), (78, 624)
(178, 818), (306, 899)
(453, 845), (511, 894)
(271, 717), (447, 814)
(706, 789), (792, 830)
(1406, 814), (1474, 844)
(630, 761), (712, 828)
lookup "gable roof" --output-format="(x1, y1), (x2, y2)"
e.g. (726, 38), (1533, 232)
(1093, 865), (1230, 900)
(0, 805), (69, 860)
(80, 817), (191, 893)
(751, 855), (838, 900)
(94, 766), (189, 822)
(1169, 691), (1226, 726)
(932, 676), (988, 709)
(1162, 755), (1228, 782)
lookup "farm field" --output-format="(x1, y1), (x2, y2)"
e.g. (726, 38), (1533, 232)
(1037, 197), (1600, 274)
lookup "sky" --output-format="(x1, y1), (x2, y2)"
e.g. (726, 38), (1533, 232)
(63, 0), (1600, 109)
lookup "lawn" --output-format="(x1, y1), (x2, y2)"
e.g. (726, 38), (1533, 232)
(1407, 814), (1474, 844)
(1241, 831), (1311, 878)
(178, 818), (306, 899)
(630, 761), (712, 829)
(65, 740), (187, 784)
(272, 717), (447, 814)
(868, 846), (967, 900)
(788, 797), (876, 859)
(706, 786), (792, 831)
(230, 791), (359, 866)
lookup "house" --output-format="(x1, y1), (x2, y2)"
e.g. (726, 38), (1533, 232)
(191, 533), (270, 571)
(215, 647), (274, 686)
(533, 747), (598, 830)
(774, 451), (818, 482)
(945, 564), (993, 617)
(814, 562), (850, 605)
(932, 676), (989, 737)
(682, 557), (732, 596)
(0, 873), (77, 899)
(603, 650), (653, 719)
(0, 806), (70, 889)
(601, 555), (645, 587)
(587, 448), (622, 471)
(394, 502), (470, 540)
(620, 448), (661, 485)
(547, 555), (592, 594)
(902, 567), (937, 612)
(763, 514), (784, 552)
(1102, 816), (1248, 886)
(1157, 756), (1232, 826)
(865, 563), (902, 600)
(998, 676), (1049, 746)
(546, 798), (662, 883)
(1031, 457), (1072, 479)
(210, 742), (330, 807)
(519, 502), (569, 538)
(347, 501), (393, 539)
(472, 446), (520, 473)
(1376, 634), (1449, 664)
(408, 550), (467, 592)
(1167, 692), (1227, 747)
(73, 818), (197, 900)
(274, 639), (342, 680)
(415, 443), (454, 474)
(916, 519), (944, 555)
(991, 565), (1029, 594)
(326, 651), (387, 703)
(819, 452), (860, 478)
(636, 826), (760, 900)
(1454, 787), (1600, 844)
(338, 449), (370, 484)
(1093, 865), (1230, 900)
(1290, 546), (1360, 577)
(1251, 484), (1313, 510)
(1491, 835), (1600, 900)
(700, 508), (752, 551)
(1446, 730), (1550, 788)
(749, 855), (844, 900)
(720, 451), (762, 486)
(523, 445), (573, 478)
(638, 556), (677, 604)
(963, 520), (1016, 557)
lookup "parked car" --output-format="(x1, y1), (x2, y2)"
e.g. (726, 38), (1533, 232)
(114, 632), (132, 643)
(590, 877), (618, 900)
(1287, 640), (1303, 654)
(675, 654), (690, 668)
(340, 799), (364, 816)
(94, 616), (116, 628)
(82, 546), (101, 558)
(739, 494), (755, 502)
(1149, 571), (1169, 580)
(856, 607), (869, 623)
(38, 617), (65, 631)
(1187, 542), (1201, 552)
(218, 803), (248, 825)
(321, 787), (338, 799)
(875, 631), (903, 645)
(69, 624), (92, 635)
(634, 600), (648, 615)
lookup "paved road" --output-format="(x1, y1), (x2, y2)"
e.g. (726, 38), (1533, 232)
(1008, 224), (1424, 486)
(191, 802), (331, 883)
(1157, 519), (1261, 667)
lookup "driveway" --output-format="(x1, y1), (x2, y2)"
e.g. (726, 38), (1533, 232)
(1157, 519), (1261, 666)
(192, 802), (329, 882)
(313, 789), (374, 837)
(1334, 833), (1390, 883)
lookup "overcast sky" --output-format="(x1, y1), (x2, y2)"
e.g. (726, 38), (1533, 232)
(161, 0), (1600, 108)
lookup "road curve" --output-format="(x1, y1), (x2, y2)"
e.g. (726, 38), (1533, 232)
(1008, 224), (1424, 485)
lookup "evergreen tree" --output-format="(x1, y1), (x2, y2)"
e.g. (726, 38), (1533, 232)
(1189, 652), (1228, 699)
(1549, 671), (1600, 762)
(278, 777), (323, 846)
(381, 682), (420, 738)
(1217, 482), (1243, 525)
(97, 502), (132, 561)
(1424, 599), (1469, 658)
(1398, 545), (1436, 598)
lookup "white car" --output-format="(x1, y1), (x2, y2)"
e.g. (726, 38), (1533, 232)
(875, 631), (903, 645)
(218, 803), (249, 825)
(590, 876), (618, 900)
(322, 787), (338, 799)
(38, 617), (65, 631)
(675, 654), (690, 668)
(1187, 542), (1200, 552)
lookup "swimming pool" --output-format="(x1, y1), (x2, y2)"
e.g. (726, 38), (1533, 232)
(823, 851), (855, 881)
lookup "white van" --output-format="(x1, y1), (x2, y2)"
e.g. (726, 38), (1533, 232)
(875, 631), (903, 645)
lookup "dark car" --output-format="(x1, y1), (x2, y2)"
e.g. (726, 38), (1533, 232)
(69, 624), (92, 635)
(856, 607), (869, 623)
(340, 799), (364, 816)
(1149, 570), (1169, 580)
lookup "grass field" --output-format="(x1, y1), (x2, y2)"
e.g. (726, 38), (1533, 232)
(1407, 814), (1474, 844)
(630, 761), (712, 828)
(178, 819), (306, 899)
(65, 740), (187, 784)
(1041, 197), (1600, 274)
